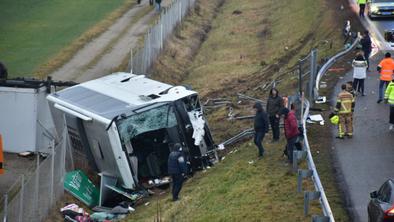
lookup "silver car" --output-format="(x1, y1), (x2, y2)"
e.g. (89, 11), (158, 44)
(368, 0), (394, 19)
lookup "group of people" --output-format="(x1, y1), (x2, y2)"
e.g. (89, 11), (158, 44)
(334, 30), (394, 139)
(137, 0), (162, 11)
(253, 89), (300, 164)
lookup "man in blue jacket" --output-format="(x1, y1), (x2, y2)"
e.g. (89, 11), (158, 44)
(168, 143), (188, 201)
(253, 102), (269, 158)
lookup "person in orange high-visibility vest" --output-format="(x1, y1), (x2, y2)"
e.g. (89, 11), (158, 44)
(377, 52), (394, 103)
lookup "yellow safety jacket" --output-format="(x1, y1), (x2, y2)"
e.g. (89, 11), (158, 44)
(357, 0), (366, 4)
(385, 82), (394, 105)
(335, 90), (355, 114)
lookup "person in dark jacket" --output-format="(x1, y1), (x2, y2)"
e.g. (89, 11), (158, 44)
(266, 88), (284, 142)
(0, 61), (7, 80)
(282, 107), (299, 163)
(253, 102), (269, 158)
(167, 143), (188, 201)
(360, 31), (372, 69)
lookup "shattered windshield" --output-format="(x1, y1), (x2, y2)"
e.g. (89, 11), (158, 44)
(117, 104), (178, 144)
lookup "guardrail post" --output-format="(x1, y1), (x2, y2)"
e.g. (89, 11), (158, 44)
(312, 215), (330, 222)
(304, 191), (321, 216)
(297, 169), (313, 193)
(292, 150), (307, 172)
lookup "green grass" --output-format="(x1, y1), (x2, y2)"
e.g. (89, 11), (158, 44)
(140, 0), (353, 220)
(128, 141), (321, 221)
(0, 0), (132, 77)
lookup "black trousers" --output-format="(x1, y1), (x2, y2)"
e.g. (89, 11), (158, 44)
(353, 78), (365, 94)
(364, 50), (371, 69)
(359, 4), (366, 17)
(286, 136), (297, 163)
(171, 174), (184, 200)
(254, 132), (265, 157)
(269, 116), (280, 140)
(390, 106), (394, 124)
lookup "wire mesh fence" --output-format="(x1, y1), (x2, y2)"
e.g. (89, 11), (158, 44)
(0, 127), (68, 222)
(131, 0), (196, 75)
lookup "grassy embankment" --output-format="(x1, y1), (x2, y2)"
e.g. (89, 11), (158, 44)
(126, 0), (355, 221)
(0, 0), (136, 78)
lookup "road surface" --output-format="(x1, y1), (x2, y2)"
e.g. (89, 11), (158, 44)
(349, 0), (394, 50)
(332, 53), (394, 222)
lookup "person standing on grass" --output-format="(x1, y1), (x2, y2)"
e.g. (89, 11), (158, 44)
(155, 0), (162, 11)
(352, 52), (368, 96)
(266, 88), (283, 142)
(384, 79), (394, 131)
(357, 0), (367, 17)
(253, 102), (269, 158)
(282, 107), (299, 164)
(360, 31), (372, 69)
(167, 143), (188, 201)
(377, 52), (394, 103)
(0, 61), (7, 80)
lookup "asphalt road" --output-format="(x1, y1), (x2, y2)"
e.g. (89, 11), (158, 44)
(332, 53), (394, 222)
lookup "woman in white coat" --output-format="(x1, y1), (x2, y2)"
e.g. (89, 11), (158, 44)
(352, 52), (368, 96)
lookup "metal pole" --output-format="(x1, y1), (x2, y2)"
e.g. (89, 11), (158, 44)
(309, 49), (317, 102)
(34, 154), (40, 219)
(130, 48), (133, 74)
(160, 22), (163, 50)
(3, 194), (7, 222)
(298, 60), (303, 96)
(49, 141), (55, 207)
(18, 175), (24, 222)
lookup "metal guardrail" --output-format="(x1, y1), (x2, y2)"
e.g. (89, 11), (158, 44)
(314, 37), (360, 99)
(301, 99), (335, 221)
(303, 36), (359, 221)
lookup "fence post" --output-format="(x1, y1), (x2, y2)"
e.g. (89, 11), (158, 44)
(179, 0), (182, 23)
(298, 59), (303, 96)
(34, 154), (40, 219)
(18, 175), (24, 222)
(309, 49), (318, 102)
(3, 194), (7, 222)
(160, 22), (163, 50)
(50, 141), (55, 207)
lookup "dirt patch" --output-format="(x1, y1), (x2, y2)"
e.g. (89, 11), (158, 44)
(143, 0), (364, 220)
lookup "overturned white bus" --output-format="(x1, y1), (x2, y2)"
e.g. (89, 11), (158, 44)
(47, 72), (216, 190)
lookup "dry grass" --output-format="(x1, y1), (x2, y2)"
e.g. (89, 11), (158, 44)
(125, 0), (357, 220)
(34, 1), (137, 78)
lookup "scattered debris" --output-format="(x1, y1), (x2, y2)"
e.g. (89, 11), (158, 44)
(145, 202), (151, 206)
(328, 67), (345, 72)
(64, 170), (99, 207)
(308, 114), (325, 126)
(17, 151), (34, 157)
(218, 144), (225, 150)
(315, 96), (327, 104)
(232, 10), (242, 15)
(248, 160), (255, 165)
